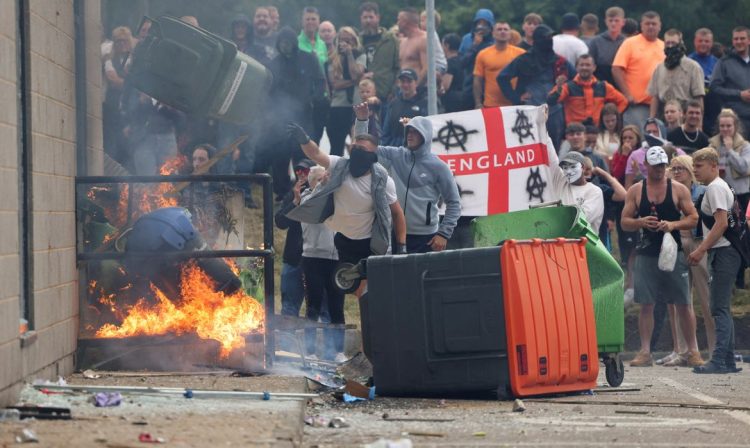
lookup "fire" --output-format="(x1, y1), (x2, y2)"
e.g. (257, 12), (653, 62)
(96, 262), (264, 357)
(101, 155), (189, 229)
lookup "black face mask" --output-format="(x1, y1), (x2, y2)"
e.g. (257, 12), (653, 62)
(535, 36), (554, 53)
(664, 44), (685, 69)
(349, 146), (378, 177)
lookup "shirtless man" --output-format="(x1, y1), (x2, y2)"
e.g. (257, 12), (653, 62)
(397, 7), (427, 85)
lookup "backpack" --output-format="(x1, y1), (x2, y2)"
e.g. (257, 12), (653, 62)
(697, 187), (750, 264)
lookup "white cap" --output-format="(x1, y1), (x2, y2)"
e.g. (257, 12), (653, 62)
(646, 146), (668, 166)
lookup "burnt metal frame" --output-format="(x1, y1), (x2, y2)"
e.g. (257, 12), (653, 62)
(74, 173), (275, 367)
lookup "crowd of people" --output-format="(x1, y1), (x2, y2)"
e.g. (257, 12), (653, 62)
(100, 4), (750, 371)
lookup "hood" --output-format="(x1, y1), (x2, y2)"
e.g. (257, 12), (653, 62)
(405, 116), (433, 157)
(472, 9), (495, 27)
(276, 26), (299, 53)
(643, 118), (668, 142)
(230, 14), (252, 32)
(532, 24), (554, 47)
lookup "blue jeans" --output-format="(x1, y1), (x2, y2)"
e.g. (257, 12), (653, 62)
(280, 263), (305, 317)
(708, 246), (742, 367)
(406, 233), (435, 254)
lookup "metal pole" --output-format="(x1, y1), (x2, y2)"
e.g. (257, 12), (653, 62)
(262, 175), (275, 368)
(426, 0), (437, 115)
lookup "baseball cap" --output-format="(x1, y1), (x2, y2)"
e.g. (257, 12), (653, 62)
(561, 13), (580, 31)
(294, 158), (316, 170)
(397, 68), (418, 81)
(560, 151), (585, 166)
(646, 146), (669, 166)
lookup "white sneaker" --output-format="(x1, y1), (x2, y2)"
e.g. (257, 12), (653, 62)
(334, 353), (348, 363)
(623, 288), (635, 309)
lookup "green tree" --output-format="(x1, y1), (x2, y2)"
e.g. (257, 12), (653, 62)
(103, 0), (750, 52)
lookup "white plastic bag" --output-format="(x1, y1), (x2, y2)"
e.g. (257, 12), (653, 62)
(658, 232), (678, 272)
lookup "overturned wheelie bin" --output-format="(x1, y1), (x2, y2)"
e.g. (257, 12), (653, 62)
(128, 16), (272, 124)
(472, 204), (625, 387)
(360, 238), (600, 399)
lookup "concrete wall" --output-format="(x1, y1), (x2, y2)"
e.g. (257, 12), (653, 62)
(0, 0), (102, 407)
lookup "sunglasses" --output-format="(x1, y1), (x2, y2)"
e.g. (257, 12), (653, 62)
(294, 167), (310, 175)
(350, 144), (369, 152)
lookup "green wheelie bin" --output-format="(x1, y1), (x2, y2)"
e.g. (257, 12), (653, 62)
(472, 204), (625, 387)
(128, 16), (272, 125)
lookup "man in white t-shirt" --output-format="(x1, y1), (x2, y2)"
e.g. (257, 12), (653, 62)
(553, 13), (589, 66)
(286, 123), (407, 265)
(689, 147), (744, 374)
(547, 149), (604, 230)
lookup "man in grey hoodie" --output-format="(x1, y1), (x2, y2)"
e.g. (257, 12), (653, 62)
(710, 26), (750, 138)
(354, 102), (461, 253)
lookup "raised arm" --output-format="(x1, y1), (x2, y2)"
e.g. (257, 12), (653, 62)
(593, 167), (627, 201)
(287, 123), (330, 168)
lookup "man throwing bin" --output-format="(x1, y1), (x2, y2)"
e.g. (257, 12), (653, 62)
(353, 102), (461, 253)
(285, 123), (407, 269)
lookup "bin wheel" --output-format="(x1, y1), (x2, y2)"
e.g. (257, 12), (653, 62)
(604, 356), (624, 387)
(333, 262), (362, 294)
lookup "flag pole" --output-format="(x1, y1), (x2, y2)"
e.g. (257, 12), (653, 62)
(426, 0), (437, 116)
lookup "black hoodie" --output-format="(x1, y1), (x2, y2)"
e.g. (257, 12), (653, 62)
(268, 27), (326, 131)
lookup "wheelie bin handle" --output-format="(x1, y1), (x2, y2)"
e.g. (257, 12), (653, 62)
(529, 200), (562, 209)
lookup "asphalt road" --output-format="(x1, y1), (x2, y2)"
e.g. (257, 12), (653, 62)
(304, 356), (750, 447)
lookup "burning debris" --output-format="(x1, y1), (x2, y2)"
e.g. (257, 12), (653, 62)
(79, 155), (264, 366)
(95, 261), (263, 357)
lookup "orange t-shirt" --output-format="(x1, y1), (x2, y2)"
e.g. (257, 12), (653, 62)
(612, 34), (665, 105)
(473, 44), (526, 107)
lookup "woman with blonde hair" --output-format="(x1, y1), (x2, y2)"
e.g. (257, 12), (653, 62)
(653, 155), (713, 365)
(325, 26), (366, 157)
(710, 108), (750, 210)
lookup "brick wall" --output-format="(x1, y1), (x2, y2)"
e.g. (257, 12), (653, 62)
(0, 0), (102, 407)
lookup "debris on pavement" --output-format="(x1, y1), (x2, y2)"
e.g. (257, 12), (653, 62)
(328, 417), (349, 428)
(15, 428), (39, 443)
(513, 399), (526, 412)
(363, 438), (413, 448)
(93, 392), (123, 407)
(138, 433), (166, 443)
(0, 408), (21, 422)
(344, 380), (372, 399)
(304, 415), (330, 427)
(383, 416), (454, 422)
(7, 406), (71, 420)
(82, 370), (102, 379)
(402, 431), (444, 438)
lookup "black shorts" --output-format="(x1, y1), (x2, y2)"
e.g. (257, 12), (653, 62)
(333, 233), (373, 264)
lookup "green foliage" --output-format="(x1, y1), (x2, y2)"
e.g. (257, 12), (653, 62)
(238, 259), (264, 304)
(103, 0), (750, 58)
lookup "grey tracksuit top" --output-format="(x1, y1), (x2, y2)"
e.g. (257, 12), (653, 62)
(355, 116), (461, 238)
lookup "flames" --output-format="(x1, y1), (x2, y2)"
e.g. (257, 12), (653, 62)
(100, 155), (188, 228)
(96, 262), (264, 357)
(88, 155), (264, 359)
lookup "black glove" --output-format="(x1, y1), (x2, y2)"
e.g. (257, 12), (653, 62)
(287, 123), (310, 145)
(394, 243), (407, 255)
